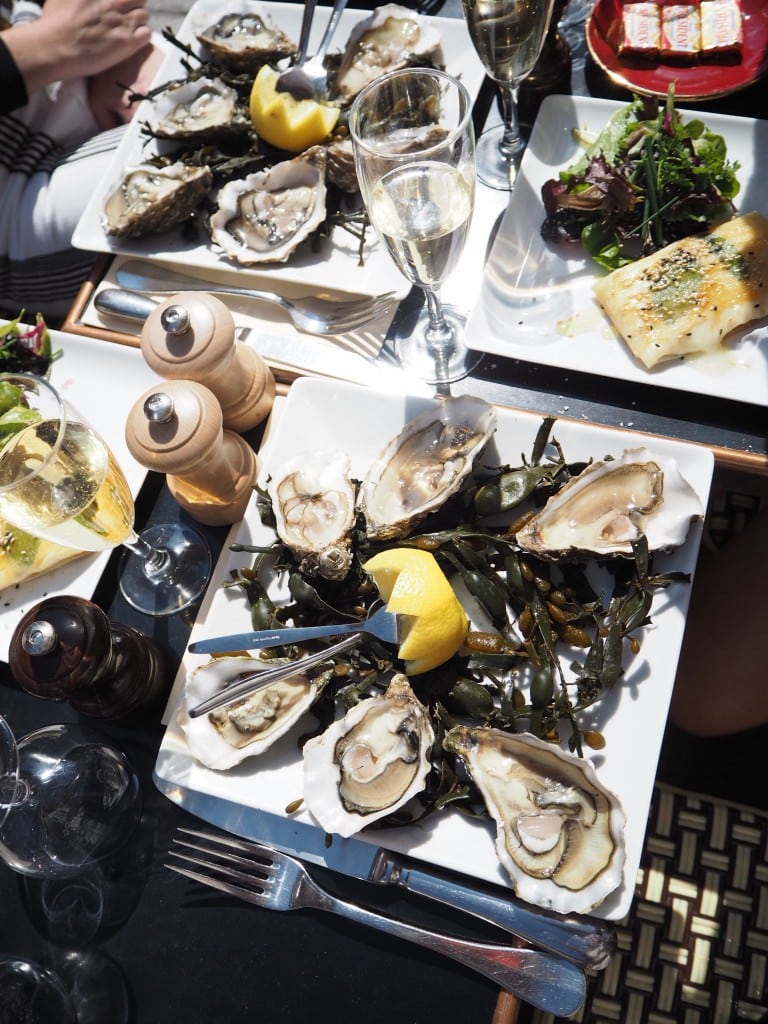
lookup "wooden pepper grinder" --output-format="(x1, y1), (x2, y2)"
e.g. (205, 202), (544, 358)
(9, 596), (168, 721)
(125, 379), (259, 527)
(140, 291), (276, 434)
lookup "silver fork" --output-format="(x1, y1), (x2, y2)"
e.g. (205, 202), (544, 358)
(114, 261), (397, 336)
(166, 829), (587, 1017)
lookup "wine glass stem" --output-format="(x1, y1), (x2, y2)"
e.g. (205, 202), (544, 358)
(498, 83), (523, 158)
(123, 533), (172, 579)
(423, 289), (453, 348)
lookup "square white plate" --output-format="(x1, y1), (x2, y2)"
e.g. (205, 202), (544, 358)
(155, 376), (714, 920)
(0, 330), (160, 661)
(72, 0), (485, 299)
(465, 94), (768, 408)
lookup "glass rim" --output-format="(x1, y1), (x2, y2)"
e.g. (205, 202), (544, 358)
(0, 713), (20, 825)
(0, 372), (68, 495)
(348, 66), (474, 160)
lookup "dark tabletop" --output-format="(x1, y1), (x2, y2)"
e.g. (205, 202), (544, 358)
(1, 3), (767, 1022)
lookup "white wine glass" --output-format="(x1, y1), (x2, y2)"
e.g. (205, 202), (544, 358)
(0, 373), (210, 616)
(462, 0), (556, 190)
(349, 67), (481, 385)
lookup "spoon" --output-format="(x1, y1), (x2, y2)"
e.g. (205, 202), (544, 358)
(276, 0), (348, 100)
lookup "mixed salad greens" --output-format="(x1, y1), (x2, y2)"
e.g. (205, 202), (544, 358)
(540, 88), (741, 271)
(0, 312), (56, 376)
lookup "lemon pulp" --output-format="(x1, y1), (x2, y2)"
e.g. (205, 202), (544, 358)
(249, 65), (339, 152)
(363, 548), (468, 675)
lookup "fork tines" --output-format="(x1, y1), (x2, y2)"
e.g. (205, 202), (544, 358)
(167, 828), (276, 902)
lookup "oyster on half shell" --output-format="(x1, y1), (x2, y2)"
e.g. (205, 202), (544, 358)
(196, 10), (296, 72)
(516, 447), (704, 559)
(444, 726), (626, 915)
(147, 77), (250, 141)
(302, 674), (434, 838)
(102, 162), (212, 238)
(267, 450), (357, 581)
(333, 3), (444, 100)
(209, 152), (326, 265)
(358, 396), (497, 541)
(180, 656), (328, 770)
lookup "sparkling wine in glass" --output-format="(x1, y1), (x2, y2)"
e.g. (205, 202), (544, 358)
(0, 373), (210, 616)
(463, 0), (556, 190)
(349, 67), (481, 385)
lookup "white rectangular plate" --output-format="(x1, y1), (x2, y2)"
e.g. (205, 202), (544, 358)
(72, 0), (485, 299)
(465, 94), (768, 408)
(0, 330), (159, 661)
(155, 377), (714, 920)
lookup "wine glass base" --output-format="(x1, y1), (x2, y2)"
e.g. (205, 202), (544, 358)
(476, 123), (531, 191)
(394, 307), (483, 385)
(119, 522), (211, 617)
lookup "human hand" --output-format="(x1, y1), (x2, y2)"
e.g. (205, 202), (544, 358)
(88, 42), (164, 130)
(3, 0), (153, 96)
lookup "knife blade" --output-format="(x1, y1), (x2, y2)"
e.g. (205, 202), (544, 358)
(92, 288), (423, 393)
(154, 773), (617, 970)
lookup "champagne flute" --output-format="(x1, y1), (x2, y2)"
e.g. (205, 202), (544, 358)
(462, 0), (556, 190)
(349, 68), (481, 385)
(0, 373), (210, 616)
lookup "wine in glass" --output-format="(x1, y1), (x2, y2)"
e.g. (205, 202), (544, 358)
(0, 373), (210, 616)
(349, 67), (480, 385)
(462, 0), (556, 190)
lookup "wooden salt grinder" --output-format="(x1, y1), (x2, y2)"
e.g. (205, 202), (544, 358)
(140, 291), (276, 433)
(125, 380), (259, 527)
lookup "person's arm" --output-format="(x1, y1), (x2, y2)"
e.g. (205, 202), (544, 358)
(0, 32), (28, 113)
(1, 0), (151, 110)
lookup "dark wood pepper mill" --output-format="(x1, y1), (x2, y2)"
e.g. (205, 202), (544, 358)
(8, 596), (168, 720)
(140, 291), (276, 434)
(125, 379), (259, 527)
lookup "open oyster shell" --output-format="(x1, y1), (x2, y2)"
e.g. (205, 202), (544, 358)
(102, 162), (212, 238)
(267, 450), (357, 581)
(196, 8), (296, 72)
(332, 3), (444, 101)
(444, 726), (626, 915)
(209, 151), (327, 265)
(147, 77), (250, 141)
(302, 674), (435, 838)
(179, 656), (327, 770)
(516, 446), (704, 559)
(358, 395), (497, 541)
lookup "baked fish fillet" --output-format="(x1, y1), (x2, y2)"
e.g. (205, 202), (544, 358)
(592, 211), (768, 369)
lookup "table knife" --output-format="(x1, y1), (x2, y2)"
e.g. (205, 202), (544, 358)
(153, 775), (616, 970)
(92, 288), (422, 393)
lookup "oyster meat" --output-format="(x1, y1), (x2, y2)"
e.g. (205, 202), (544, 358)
(197, 9), (296, 72)
(302, 674), (435, 838)
(333, 3), (444, 100)
(358, 396), (497, 541)
(444, 726), (626, 915)
(147, 77), (249, 141)
(516, 447), (704, 559)
(209, 152), (326, 265)
(180, 656), (328, 770)
(102, 162), (212, 238)
(267, 450), (357, 581)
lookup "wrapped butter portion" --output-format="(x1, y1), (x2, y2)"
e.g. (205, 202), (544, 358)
(593, 212), (768, 369)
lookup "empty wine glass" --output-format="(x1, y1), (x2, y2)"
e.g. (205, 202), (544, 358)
(0, 956), (77, 1023)
(462, 0), (556, 189)
(0, 373), (210, 616)
(349, 67), (480, 385)
(0, 714), (140, 878)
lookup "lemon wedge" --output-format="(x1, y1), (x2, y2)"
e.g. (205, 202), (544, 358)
(363, 548), (468, 675)
(249, 65), (340, 152)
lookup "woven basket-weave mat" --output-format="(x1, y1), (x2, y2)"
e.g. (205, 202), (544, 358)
(531, 782), (768, 1024)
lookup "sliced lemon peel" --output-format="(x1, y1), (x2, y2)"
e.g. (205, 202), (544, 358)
(249, 65), (340, 152)
(363, 548), (468, 675)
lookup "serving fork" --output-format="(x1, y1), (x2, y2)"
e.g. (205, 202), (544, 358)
(112, 261), (397, 336)
(167, 828), (587, 1017)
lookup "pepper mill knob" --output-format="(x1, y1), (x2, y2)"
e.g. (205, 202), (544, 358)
(125, 379), (259, 527)
(140, 291), (276, 433)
